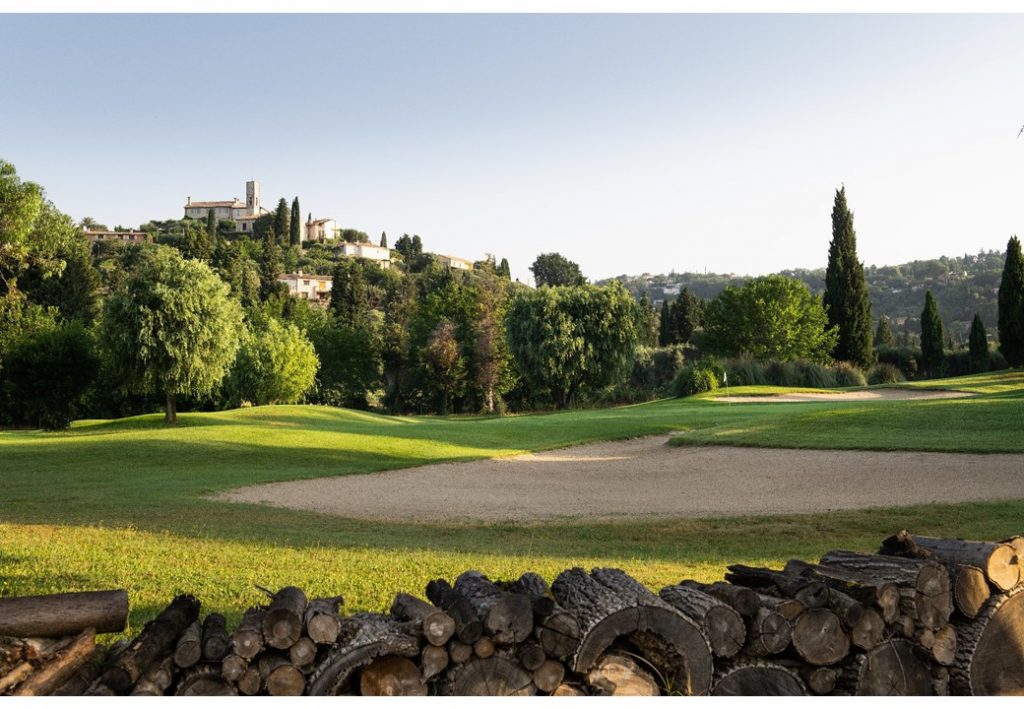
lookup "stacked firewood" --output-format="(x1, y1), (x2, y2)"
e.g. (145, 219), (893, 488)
(1, 531), (1022, 696)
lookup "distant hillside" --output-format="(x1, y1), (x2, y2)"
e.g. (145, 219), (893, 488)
(601, 250), (1006, 345)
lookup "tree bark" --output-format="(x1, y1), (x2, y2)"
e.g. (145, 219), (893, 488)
(839, 639), (932, 695)
(231, 607), (264, 660)
(425, 579), (484, 645)
(173, 621), (202, 669)
(304, 596), (344, 645)
(791, 608), (850, 666)
(881, 532), (1020, 592)
(447, 656), (534, 696)
(712, 659), (808, 696)
(0, 590), (128, 638)
(951, 585), (1024, 695)
(175, 664), (237, 696)
(659, 584), (745, 658)
(262, 586), (308, 650)
(726, 564), (830, 609)
(454, 571), (533, 645)
(201, 613), (231, 662)
(12, 629), (97, 697)
(165, 391), (177, 425)
(390, 592), (455, 647)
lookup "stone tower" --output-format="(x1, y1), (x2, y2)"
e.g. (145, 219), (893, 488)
(246, 180), (260, 216)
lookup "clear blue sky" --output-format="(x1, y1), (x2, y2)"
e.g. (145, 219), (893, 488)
(2, 14), (1023, 283)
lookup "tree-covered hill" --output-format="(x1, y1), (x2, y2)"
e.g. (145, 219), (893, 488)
(602, 250), (1006, 346)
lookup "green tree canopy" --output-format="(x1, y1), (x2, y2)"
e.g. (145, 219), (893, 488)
(920, 290), (945, 377)
(0, 161), (67, 297)
(529, 252), (586, 287)
(998, 235), (1024, 367)
(969, 312), (989, 373)
(228, 316), (319, 406)
(329, 259), (369, 326)
(274, 198), (290, 246)
(875, 315), (895, 348)
(101, 245), (243, 423)
(824, 186), (874, 368)
(702, 275), (838, 362)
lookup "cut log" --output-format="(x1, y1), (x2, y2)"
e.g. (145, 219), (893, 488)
(262, 586), (308, 650)
(421, 644), (448, 680)
(306, 612), (421, 696)
(801, 665), (839, 695)
(130, 656), (174, 696)
(746, 606), (792, 656)
(932, 666), (950, 696)
(712, 659), (808, 696)
(390, 592), (455, 647)
(173, 621), (202, 669)
(12, 628), (97, 697)
(259, 653), (305, 696)
(52, 645), (105, 696)
(893, 614), (915, 638)
(448, 641), (473, 664)
(791, 608), (849, 666)
(176, 663), (238, 696)
(454, 571), (533, 645)
(304, 596), (344, 645)
(0, 590), (128, 639)
(926, 624), (956, 667)
(201, 613), (231, 662)
(754, 591), (805, 621)
(587, 652), (659, 696)
(532, 659), (566, 693)
(659, 584), (745, 658)
(953, 565), (991, 619)
(237, 667), (262, 696)
(517, 641), (546, 671)
(552, 682), (585, 696)
(448, 656), (534, 696)
(725, 564), (829, 609)
(101, 593), (200, 693)
(289, 636), (317, 668)
(0, 662), (34, 693)
(881, 532), (1020, 592)
(425, 579), (484, 645)
(551, 567), (713, 696)
(680, 580), (761, 619)
(839, 638), (932, 695)
(849, 608), (884, 652)
(359, 654), (426, 696)
(472, 636), (495, 659)
(786, 560), (901, 623)
(221, 653), (247, 683)
(232, 607), (264, 660)
(951, 585), (1024, 695)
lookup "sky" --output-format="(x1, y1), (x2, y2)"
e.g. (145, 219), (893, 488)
(2, 13), (1023, 284)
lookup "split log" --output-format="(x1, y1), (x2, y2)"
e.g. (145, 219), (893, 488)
(304, 596), (344, 645)
(101, 593), (200, 693)
(532, 659), (565, 693)
(0, 590), (129, 638)
(454, 571), (533, 645)
(745, 606), (792, 656)
(390, 592), (455, 647)
(725, 564), (829, 609)
(262, 586), (308, 650)
(448, 641), (473, 664)
(421, 644), (448, 680)
(517, 641), (546, 671)
(237, 667), (262, 695)
(130, 656), (174, 696)
(425, 579), (484, 645)
(680, 580), (761, 619)
(659, 584), (745, 658)
(173, 621), (202, 668)
(289, 636), (317, 668)
(447, 656), (534, 696)
(52, 645), (105, 695)
(786, 560), (901, 623)
(839, 638), (932, 695)
(220, 654), (247, 683)
(587, 652), (659, 696)
(201, 613), (231, 662)
(176, 663), (237, 696)
(12, 628), (96, 696)
(951, 585), (1024, 695)
(0, 663), (34, 694)
(712, 659), (808, 696)
(306, 612), (420, 696)
(551, 567), (713, 695)
(259, 652), (305, 696)
(473, 636), (495, 659)
(881, 532), (1020, 592)
(231, 607), (264, 660)
(791, 608), (849, 666)
(953, 565), (991, 619)
(359, 655), (426, 696)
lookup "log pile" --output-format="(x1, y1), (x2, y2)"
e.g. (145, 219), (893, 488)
(2, 530), (1023, 696)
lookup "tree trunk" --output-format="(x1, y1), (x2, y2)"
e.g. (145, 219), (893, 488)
(259, 652), (305, 696)
(220, 654), (247, 683)
(52, 645), (105, 696)
(679, 580), (761, 619)
(390, 592), (455, 647)
(953, 565), (991, 620)
(201, 613), (231, 662)
(951, 585), (1024, 695)
(289, 636), (317, 668)
(447, 656), (534, 696)
(236, 667), (262, 696)
(231, 607), (264, 660)
(881, 532), (1020, 592)
(304, 596), (344, 645)
(12, 629), (97, 697)
(726, 564), (830, 609)
(173, 621), (202, 669)
(712, 659), (808, 696)
(262, 586), (308, 650)
(839, 639), (932, 695)
(516, 641), (546, 671)
(472, 636), (495, 659)
(0, 590), (128, 638)
(791, 608), (850, 666)
(785, 559), (901, 624)
(165, 391), (177, 425)
(503, 572), (581, 659)
(130, 656), (174, 696)
(745, 606), (792, 656)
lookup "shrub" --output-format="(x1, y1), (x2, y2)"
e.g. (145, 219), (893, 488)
(797, 361), (837, 389)
(228, 317), (319, 406)
(724, 355), (767, 386)
(867, 362), (906, 385)
(697, 356), (725, 385)
(990, 350), (1009, 371)
(765, 360), (801, 387)
(876, 346), (920, 379)
(673, 365), (719, 397)
(833, 361), (868, 387)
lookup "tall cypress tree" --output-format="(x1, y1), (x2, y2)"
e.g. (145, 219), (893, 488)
(290, 197), (301, 247)
(380, 232), (388, 249)
(497, 257), (511, 280)
(920, 290), (944, 378)
(206, 209), (217, 241)
(969, 313), (989, 373)
(998, 235), (1024, 367)
(874, 315), (894, 348)
(274, 198), (289, 246)
(659, 300), (672, 346)
(824, 186), (874, 368)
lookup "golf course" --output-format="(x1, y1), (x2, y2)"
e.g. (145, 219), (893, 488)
(2, 369), (1023, 637)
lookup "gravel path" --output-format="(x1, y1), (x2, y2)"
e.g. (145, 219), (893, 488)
(214, 436), (1024, 523)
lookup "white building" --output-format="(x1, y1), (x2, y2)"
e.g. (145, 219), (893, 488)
(84, 229), (151, 245)
(305, 218), (339, 242)
(438, 254), (473, 271)
(278, 272), (332, 303)
(184, 180), (269, 231)
(339, 241), (391, 268)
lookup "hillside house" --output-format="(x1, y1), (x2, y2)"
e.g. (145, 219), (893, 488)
(306, 218), (340, 242)
(339, 241), (391, 268)
(438, 254), (473, 271)
(84, 229), (151, 245)
(278, 272), (332, 303)
(184, 180), (269, 234)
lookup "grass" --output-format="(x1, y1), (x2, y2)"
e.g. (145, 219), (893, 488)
(1, 369), (1022, 636)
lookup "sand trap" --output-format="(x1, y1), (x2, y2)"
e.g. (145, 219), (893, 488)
(715, 389), (972, 403)
(214, 436), (1024, 523)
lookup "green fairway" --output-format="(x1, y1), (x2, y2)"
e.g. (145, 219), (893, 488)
(1, 369), (1022, 636)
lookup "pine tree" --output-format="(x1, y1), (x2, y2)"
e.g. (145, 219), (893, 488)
(274, 198), (289, 246)
(659, 300), (672, 346)
(969, 313), (989, 373)
(380, 232), (388, 249)
(672, 288), (702, 344)
(824, 186), (874, 368)
(920, 290), (944, 378)
(874, 315), (894, 348)
(260, 229), (283, 299)
(290, 197), (301, 247)
(998, 235), (1024, 367)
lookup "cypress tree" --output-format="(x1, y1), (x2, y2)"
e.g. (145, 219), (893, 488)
(672, 288), (702, 344)
(259, 229), (283, 299)
(824, 186), (874, 368)
(497, 257), (511, 279)
(274, 198), (289, 246)
(206, 209), (216, 241)
(329, 259), (368, 326)
(969, 313), (989, 373)
(998, 235), (1024, 367)
(874, 315), (894, 348)
(290, 197), (301, 247)
(920, 290), (944, 378)
(659, 300), (672, 346)
(380, 231), (388, 249)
